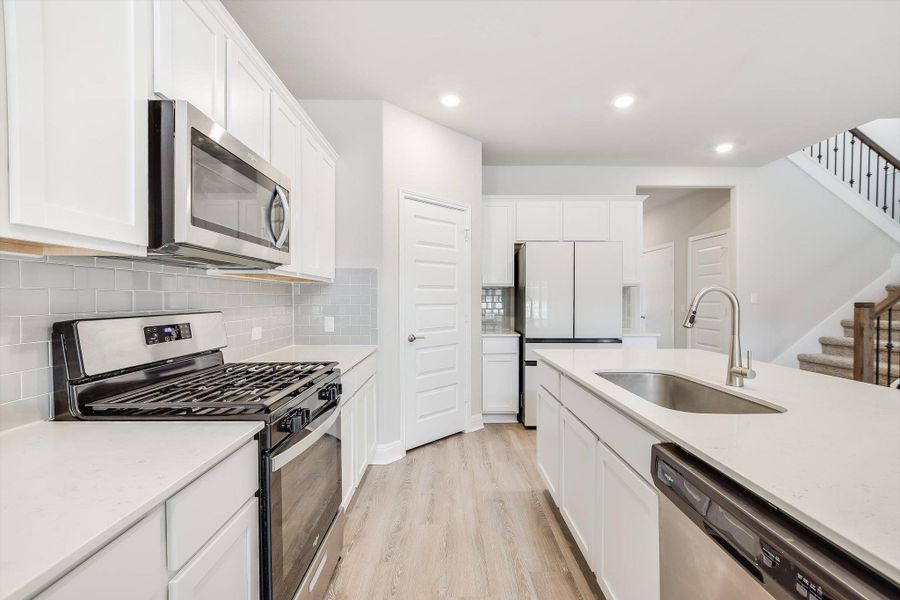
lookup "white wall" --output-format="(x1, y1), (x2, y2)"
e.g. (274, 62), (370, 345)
(484, 160), (900, 361)
(381, 103), (483, 447)
(300, 100), (383, 269)
(641, 188), (731, 348)
(858, 118), (900, 160)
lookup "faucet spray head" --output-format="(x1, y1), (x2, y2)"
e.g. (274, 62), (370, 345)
(682, 308), (697, 329)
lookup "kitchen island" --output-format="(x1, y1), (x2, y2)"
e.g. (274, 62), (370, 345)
(533, 347), (900, 592)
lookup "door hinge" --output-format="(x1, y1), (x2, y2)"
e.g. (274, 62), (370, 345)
(464, 228), (471, 242)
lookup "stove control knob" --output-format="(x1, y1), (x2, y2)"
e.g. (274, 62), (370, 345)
(280, 409), (309, 433)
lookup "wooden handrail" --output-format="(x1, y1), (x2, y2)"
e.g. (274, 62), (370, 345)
(873, 288), (900, 317)
(850, 128), (900, 171)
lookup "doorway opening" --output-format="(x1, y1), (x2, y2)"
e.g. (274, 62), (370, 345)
(635, 187), (733, 351)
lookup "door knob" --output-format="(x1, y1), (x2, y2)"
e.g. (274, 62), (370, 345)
(407, 334), (425, 342)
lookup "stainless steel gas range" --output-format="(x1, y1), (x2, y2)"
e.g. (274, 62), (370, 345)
(51, 311), (343, 600)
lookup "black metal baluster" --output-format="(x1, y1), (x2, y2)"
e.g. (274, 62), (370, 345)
(867, 148), (873, 201)
(887, 308), (894, 387)
(826, 137), (830, 171)
(833, 136), (839, 175)
(817, 141), (823, 163)
(876, 315), (882, 386)
(842, 132), (846, 182)
(883, 163), (891, 213)
(849, 135), (856, 188)
(875, 155), (881, 209)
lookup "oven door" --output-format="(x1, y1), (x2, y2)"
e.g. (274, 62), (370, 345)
(265, 403), (342, 600)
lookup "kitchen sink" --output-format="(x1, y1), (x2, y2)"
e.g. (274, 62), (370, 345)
(595, 371), (782, 414)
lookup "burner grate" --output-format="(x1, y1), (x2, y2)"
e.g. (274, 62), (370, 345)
(83, 361), (336, 417)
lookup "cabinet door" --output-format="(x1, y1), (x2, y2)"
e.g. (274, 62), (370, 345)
(168, 498), (260, 600)
(482, 200), (515, 286)
(340, 398), (355, 507)
(609, 200), (643, 285)
(366, 376), (377, 461)
(3, 0), (151, 250)
(536, 387), (560, 504)
(36, 509), (166, 600)
(354, 386), (367, 486)
(560, 408), (597, 566)
(153, 0), (226, 124)
(299, 130), (336, 280)
(563, 199), (609, 241)
(269, 93), (303, 274)
(516, 200), (561, 241)
(595, 441), (660, 600)
(225, 38), (270, 159)
(482, 353), (519, 412)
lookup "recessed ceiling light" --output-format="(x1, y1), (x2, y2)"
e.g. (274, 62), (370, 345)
(715, 143), (735, 153)
(612, 94), (635, 109)
(441, 94), (461, 108)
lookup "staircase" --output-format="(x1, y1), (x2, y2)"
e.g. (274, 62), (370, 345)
(798, 284), (899, 387)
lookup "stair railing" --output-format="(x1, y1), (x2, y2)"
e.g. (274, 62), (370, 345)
(853, 288), (900, 388)
(805, 128), (899, 224)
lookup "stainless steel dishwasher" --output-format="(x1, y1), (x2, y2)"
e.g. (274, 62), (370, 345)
(651, 444), (899, 600)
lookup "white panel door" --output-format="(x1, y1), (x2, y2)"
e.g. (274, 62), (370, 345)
(482, 200), (515, 286)
(36, 509), (166, 600)
(4, 0), (151, 248)
(563, 199), (610, 241)
(610, 200), (644, 285)
(481, 353), (518, 412)
(536, 387), (561, 504)
(269, 93), (302, 274)
(225, 38), (270, 159)
(516, 200), (562, 241)
(401, 196), (469, 450)
(641, 244), (675, 348)
(687, 230), (731, 353)
(168, 498), (260, 600)
(523, 242), (574, 339)
(299, 130), (336, 280)
(153, 0), (226, 124)
(595, 441), (660, 600)
(574, 242), (623, 339)
(560, 408), (597, 566)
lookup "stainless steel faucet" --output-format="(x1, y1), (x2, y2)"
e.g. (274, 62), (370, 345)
(682, 285), (756, 387)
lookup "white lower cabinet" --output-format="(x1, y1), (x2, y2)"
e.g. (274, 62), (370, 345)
(560, 408), (598, 566)
(482, 353), (519, 413)
(340, 396), (356, 508)
(340, 366), (377, 508)
(36, 508), (167, 600)
(168, 498), (260, 600)
(595, 441), (660, 600)
(354, 378), (368, 486)
(366, 376), (377, 461)
(535, 386), (561, 504)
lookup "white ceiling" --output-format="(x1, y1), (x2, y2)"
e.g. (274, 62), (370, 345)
(223, 0), (900, 166)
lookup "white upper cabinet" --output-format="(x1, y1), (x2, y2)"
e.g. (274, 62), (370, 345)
(153, 0), (226, 124)
(2, 0), (152, 254)
(609, 199), (644, 285)
(299, 129), (336, 280)
(225, 38), (270, 159)
(563, 199), (610, 241)
(482, 199), (515, 286)
(268, 93), (303, 275)
(516, 200), (562, 241)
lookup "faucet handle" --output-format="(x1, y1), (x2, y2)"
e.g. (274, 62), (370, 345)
(743, 350), (756, 379)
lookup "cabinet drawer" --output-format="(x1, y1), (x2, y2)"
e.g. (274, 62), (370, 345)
(166, 440), (259, 572)
(560, 376), (661, 484)
(482, 336), (519, 354)
(537, 361), (560, 399)
(354, 354), (376, 385)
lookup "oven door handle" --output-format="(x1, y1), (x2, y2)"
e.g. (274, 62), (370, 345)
(270, 403), (339, 472)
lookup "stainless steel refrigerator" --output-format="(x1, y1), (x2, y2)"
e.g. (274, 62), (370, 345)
(515, 242), (624, 426)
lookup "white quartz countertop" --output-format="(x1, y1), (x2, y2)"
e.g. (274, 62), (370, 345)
(0, 421), (262, 600)
(533, 348), (900, 584)
(251, 344), (376, 372)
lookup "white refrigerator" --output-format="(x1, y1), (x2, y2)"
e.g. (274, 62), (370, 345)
(515, 241), (624, 425)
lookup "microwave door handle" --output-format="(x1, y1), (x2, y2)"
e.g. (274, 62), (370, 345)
(270, 403), (339, 472)
(266, 186), (291, 249)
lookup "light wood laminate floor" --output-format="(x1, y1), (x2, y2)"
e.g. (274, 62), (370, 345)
(325, 424), (603, 600)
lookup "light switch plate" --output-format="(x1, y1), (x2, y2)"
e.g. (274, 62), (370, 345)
(251, 326), (262, 341)
(324, 316), (335, 333)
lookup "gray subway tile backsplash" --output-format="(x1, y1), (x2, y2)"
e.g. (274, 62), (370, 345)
(292, 268), (378, 346)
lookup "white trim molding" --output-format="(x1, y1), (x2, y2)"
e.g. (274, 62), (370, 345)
(370, 440), (405, 465)
(466, 413), (485, 431)
(482, 413), (517, 424)
(788, 152), (900, 244)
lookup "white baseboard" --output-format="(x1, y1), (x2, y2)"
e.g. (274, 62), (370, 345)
(465, 413), (484, 432)
(773, 253), (900, 367)
(483, 413), (518, 424)
(369, 440), (404, 465)
(788, 152), (900, 244)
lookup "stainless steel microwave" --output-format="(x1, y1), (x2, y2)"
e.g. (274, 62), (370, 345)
(148, 100), (291, 269)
